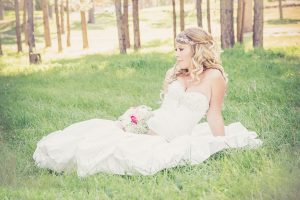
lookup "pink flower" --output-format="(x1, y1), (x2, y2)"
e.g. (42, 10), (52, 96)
(130, 115), (138, 124)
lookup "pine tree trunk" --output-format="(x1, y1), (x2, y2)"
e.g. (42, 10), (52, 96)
(207, 0), (211, 33)
(115, 0), (126, 54)
(23, 0), (28, 44)
(27, 0), (41, 63)
(196, 0), (202, 27)
(27, 0), (35, 52)
(180, 0), (184, 31)
(66, 0), (70, 47)
(0, 0), (4, 20)
(123, 0), (130, 48)
(237, 0), (245, 43)
(220, 0), (234, 49)
(15, 0), (23, 52)
(55, 0), (62, 52)
(132, 0), (141, 50)
(88, 0), (95, 24)
(253, 0), (263, 48)
(48, 4), (53, 19)
(42, 0), (51, 47)
(243, 0), (252, 33)
(0, 35), (3, 55)
(172, 0), (176, 47)
(80, 11), (89, 49)
(60, 1), (65, 34)
(279, 0), (283, 19)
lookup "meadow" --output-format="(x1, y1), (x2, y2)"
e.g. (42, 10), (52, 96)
(0, 44), (299, 199)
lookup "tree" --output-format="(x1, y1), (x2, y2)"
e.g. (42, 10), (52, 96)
(66, 0), (70, 47)
(172, 0), (176, 47)
(0, 0), (4, 20)
(220, 0), (234, 49)
(0, 35), (2, 55)
(179, 0), (184, 31)
(196, 0), (202, 27)
(253, 0), (263, 48)
(27, 0), (41, 63)
(42, 0), (51, 47)
(132, 0), (141, 50)
(279, 0), (283, 19)
(23, 0), (28, 44)
(80, 10), (88, 49)
(207, 0), (211, 33)
(243, 0), (252, 33)
(237, 0), (245, 43)
(27, 0), (35, 50)
(15, 0), (22, 52)
(88, 0), (95, 24)
(115, 0), (126, 54)
(123, 0), (130, 48)
(60, 0), (65, 34)
(55, 0), (62, 52)
(48, 4), (53, 19)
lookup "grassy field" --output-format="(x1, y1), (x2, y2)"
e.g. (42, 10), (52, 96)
(0, 44), (299, 199)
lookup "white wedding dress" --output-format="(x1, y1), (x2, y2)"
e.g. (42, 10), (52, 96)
(33, 80), (262, 176)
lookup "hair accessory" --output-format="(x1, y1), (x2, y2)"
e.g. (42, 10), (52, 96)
(175, 32), (195, 45)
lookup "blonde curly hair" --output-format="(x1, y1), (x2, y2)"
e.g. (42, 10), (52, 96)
(169, 27), (228, 85)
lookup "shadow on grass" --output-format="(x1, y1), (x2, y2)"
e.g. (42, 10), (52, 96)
(267, 18), (300, 25)
(71, 12), (116, 30)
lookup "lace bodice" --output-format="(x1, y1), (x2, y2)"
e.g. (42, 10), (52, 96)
(147, 80), (209, 141)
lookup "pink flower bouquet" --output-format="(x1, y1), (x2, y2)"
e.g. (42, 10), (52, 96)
(116, 105), (153, 134)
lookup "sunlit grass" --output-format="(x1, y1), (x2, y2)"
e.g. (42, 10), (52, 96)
(0, 45), (299, 199)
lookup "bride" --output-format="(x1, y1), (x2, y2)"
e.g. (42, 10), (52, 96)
(33, 27), (262, 176)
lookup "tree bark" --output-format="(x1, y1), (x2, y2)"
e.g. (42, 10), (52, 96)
(220, 0), (234, 49)
(196, 0), (202, 27)
(60, 1), (65, 34)
(207, 0), (211, 33)
(172, 0), (176, 47)
(48, 4), (53, 19)
(132, 0), (141, 50)
(180, 0), (184, 31)
(15, 0), (23, 52)
(42, 0), (51, 47)
(237, 0), (245, 43)
(279, 0), (283, 19)
(115, 0), (126, 54)
(0, 35), (3, 55)
(27, 0), (35, 51)
(243, 0), (252, 33)
(55, 0), (62, 52)
(23, 0), (28, 45)
(0, 0), (4, 20)
(66, 0), (70, 47)
(123, 0), (130, 48)
(27, 0), (41, 63)
(80, 11), (89, 49)
(88, 0), (95, 24)
(253, 0), (263, 48)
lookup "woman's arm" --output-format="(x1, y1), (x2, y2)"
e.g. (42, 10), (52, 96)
(206, 70), (226, 136)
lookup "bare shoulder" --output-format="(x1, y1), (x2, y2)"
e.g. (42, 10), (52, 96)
(204, 69), (226, 84)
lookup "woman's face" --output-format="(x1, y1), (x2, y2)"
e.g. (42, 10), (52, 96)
(175, 43), (193, 70)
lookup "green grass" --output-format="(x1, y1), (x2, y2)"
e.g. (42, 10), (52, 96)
(267, 18), (300, 25)
(0, 45), (299, 199)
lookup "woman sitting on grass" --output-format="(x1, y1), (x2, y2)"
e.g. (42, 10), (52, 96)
(33, 27), (262, 177)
